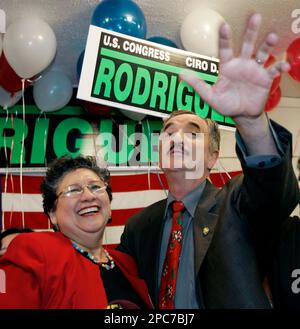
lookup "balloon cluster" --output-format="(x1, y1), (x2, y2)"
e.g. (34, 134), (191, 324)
(0, 17), (57, 110)
(77, 0), (180, 120)
(0, 16), (75, 113)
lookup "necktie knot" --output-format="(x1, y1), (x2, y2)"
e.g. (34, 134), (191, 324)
(172, 201), (185, 214)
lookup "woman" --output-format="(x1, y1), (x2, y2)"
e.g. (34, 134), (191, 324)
(0, 155), (153, 309)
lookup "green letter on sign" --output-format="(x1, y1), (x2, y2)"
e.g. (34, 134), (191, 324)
(150, 72), (168, 110)
(0, 118), (28, 164)
(53, 118), (93, 157)
(131, 67), (151, 105)
(93, 58), (116, 97)
(114, 63), (133, 102)
(30, 118), (49, 164)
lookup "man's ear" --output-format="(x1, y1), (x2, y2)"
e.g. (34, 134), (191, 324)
(207, 150), (219, 171)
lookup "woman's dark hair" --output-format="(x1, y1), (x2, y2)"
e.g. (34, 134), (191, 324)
(0, 228), (34, 249)
(40, 155), (112, 217)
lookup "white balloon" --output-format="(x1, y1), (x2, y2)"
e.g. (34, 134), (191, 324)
(180, 7), (225, 58)
(0, 86), (23, 109)
(3, 17), (57, 78)
(120, 109), (146, 121)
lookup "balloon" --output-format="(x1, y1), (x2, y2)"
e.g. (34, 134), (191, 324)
(147, 36), (178, 48)
(0, 54), (31, 92)
(286, 38), (300, 82)
(33, 71), (73, 112)
(264, 55), (281, 94)
(91, 0), (147, 39)
(3, 17), (57, 79)
(120, 109), (146, 121)
(76, 50), (85, 81)
(0, 86), (23, 109)
(270, 75), (281, 95)
(180, 7), (225, 57)
(264, 87), (281, 112)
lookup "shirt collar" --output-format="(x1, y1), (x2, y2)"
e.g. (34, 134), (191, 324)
(166, 180), (206, 217)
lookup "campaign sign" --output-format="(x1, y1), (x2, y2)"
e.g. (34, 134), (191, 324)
(77, 26), (235, 129)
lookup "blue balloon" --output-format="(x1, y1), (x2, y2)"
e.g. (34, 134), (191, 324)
(33, 71), (73, 112)
(76, 50), (85, 81)
(91, 0), (147, 39)
(147, 36), (178, 48)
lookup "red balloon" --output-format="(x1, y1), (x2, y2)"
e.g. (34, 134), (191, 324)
(270, 75), (281, 94)
(0, 54), (31, 93)
(286, 38), (300, 82)
(264, 87), (281, 112)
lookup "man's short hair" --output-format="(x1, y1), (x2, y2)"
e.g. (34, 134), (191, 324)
(162, 110), (220, 154)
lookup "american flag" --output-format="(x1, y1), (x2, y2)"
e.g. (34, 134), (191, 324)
(0, 171), (241, 246)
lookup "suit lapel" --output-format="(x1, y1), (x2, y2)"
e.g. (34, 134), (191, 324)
(193, 181), (219, 274)
(145, 199), (167, 304)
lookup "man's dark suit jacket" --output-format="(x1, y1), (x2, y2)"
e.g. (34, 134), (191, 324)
(118, 122), (300, 308)
(268, 214), (300, 309)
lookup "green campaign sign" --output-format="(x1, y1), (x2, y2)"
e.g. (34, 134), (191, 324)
(0, 106), (163, 171)
(77, 26), (235, 129)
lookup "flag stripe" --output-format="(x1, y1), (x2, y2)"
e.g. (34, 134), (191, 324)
(109, 208), (145, 226)
(103, 226), (126, 245)
(3, 212), (50, 230)
(2, 173), (168, 193)
(111, 190), (167, 209)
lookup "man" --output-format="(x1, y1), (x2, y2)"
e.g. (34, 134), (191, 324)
(0, 228), (33, 256)
(118, 13), (299, 308)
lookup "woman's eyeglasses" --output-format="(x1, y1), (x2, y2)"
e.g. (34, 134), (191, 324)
(57, 183), (107, 198)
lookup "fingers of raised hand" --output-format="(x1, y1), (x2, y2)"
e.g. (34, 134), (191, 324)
(267, 61), (291, 80)
(219, 23), (234, 64)
(241, 13), (262, 59)
(179, 70), (212, 104)
(255, 33), (279, 66)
